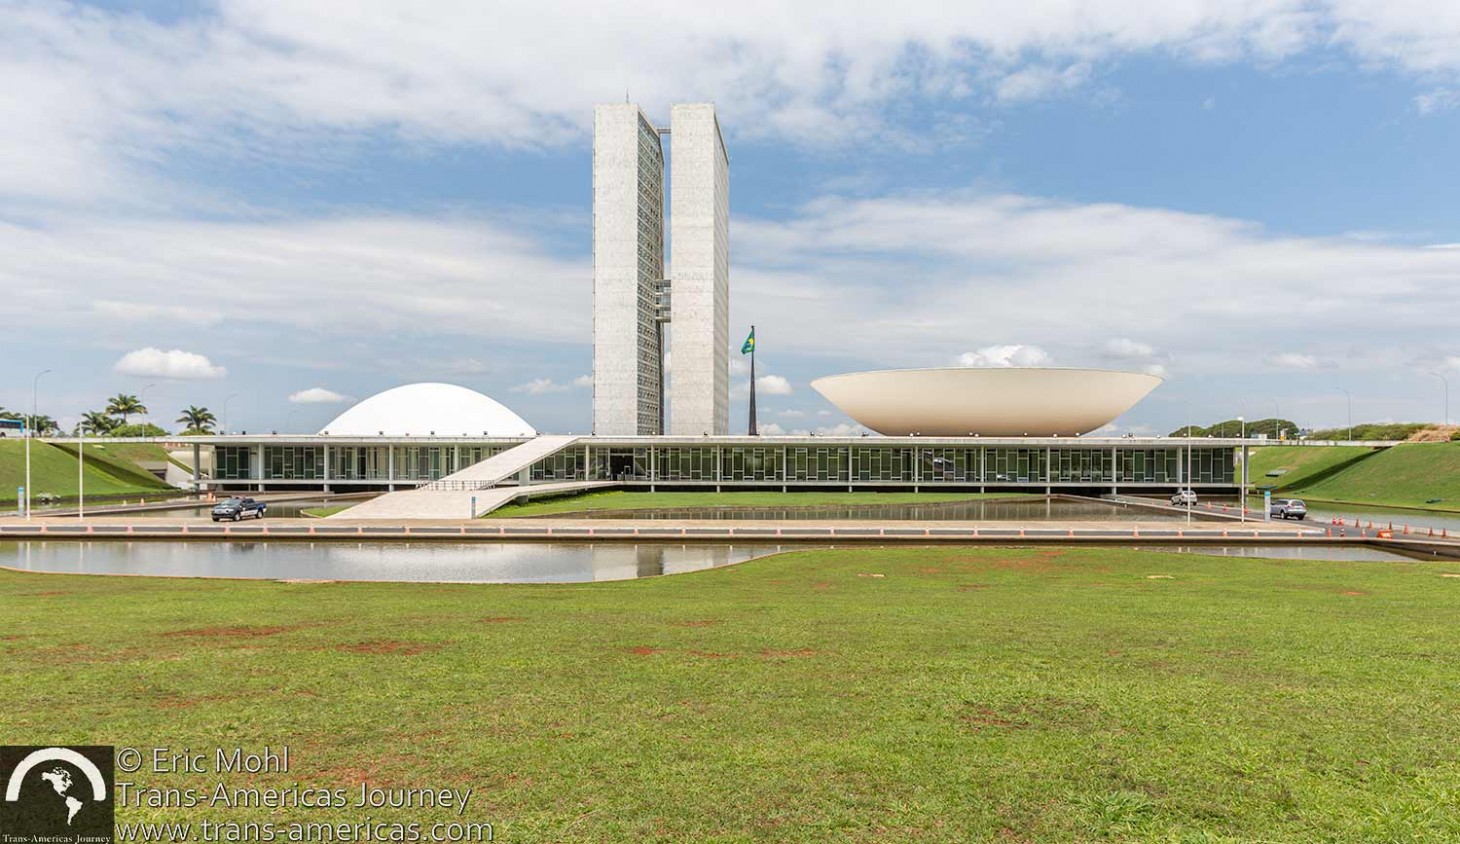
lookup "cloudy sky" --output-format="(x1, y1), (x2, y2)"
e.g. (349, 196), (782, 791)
(3, 0), (1458, 435)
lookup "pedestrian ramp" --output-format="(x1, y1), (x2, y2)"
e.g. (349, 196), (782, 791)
(330, 435), (589, 520)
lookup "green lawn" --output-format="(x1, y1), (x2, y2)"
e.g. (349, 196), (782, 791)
(301, 505), (351, 518)
(1243, 445), (1379, 492)
(0, 440), (174, 504)
(493, 490), (1033, 518)
(4, 547), (1459, 841)
(1291, 443), (1460, 512)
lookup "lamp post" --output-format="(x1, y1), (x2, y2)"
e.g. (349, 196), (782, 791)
(1184, 401), (1193, 524)
(138, 383), (157, 430)
(25, 369), (52, 520)
(222, 393), (240, 435)
(78, 421), (86, 519)
(1337, 387), (1353, 441)
(1270, 399), (1281, 440)
(1238, 415), (1246, 523)
(1431, 372), (1450, 427)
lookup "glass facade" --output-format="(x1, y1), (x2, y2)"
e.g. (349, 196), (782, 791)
(209, 440), (1234, 489)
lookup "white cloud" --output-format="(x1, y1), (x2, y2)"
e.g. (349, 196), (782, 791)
(994, 63), (1094, 102)
(1266, 352), (1324, 370)
(728, 358), (749, 376)
(757, 375), (794, 395)
(1142, 364), (1170, 378)
(5, 2), (1460, 205)
(288, 387), (350, 404)
(777, 409), (807, 417)
(0, 215), (587, 345)
(113, 347), (226, 380)
(572, 374), (593, 388)
(733, 374), (794, 398)
(1414, 88), (1460, 115)
(957, 345), (1052, 368)
(759, 422), (787, 436)
(1102, 338), (1157, 359)
(511, 378), (571, 395)
(731, 192), (1460, 377)
(1444, 356), (1460, 372)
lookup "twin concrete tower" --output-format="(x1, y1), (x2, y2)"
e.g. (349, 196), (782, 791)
(592, 103), (730, 436)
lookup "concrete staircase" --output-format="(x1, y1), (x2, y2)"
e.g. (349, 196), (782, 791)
(332, 435), (593, 520)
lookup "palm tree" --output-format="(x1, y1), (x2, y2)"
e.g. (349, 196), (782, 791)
(106, 394), (146, 425)
(176, 405), (217, 433)
(29, 415), (59, 436)
(0, 406), (18, 420)
(79, 411), (118, 435)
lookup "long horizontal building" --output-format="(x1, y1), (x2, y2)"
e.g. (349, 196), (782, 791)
(143, 434), (1242, 496)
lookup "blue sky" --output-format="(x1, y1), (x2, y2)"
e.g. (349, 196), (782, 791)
(2, 1), (1458, 436)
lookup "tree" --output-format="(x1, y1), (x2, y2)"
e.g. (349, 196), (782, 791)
(109, 422), (169, 437)
(175, 405), (217, 434)
(0, 407), (19, 420)
(78, 411), (119, 435)
(106, 394), (147, 425)
(29, 415), (60, 436)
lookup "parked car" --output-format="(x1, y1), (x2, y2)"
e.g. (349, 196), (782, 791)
(1170, 489), (1199, 506)
(211, 497), (267, 522)
(1270, 498), (1307, 520)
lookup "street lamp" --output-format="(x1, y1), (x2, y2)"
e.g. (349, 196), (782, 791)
(222, 393), (240, 435)
(1431, 372), (1451, 427)
(1237, 415), (1246, 523)
(25, 369), (52, 520)
(1337, 387), (1353, 442)
(78, 420), (86, 519)
(139, 383), (157, 429)
(1184, 401), (1193, 524)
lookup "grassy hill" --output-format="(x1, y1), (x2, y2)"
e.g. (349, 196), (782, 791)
(492, 490), (1032, 518)
(7, 548), (1460, 841)
(1243, 445), (1381, 491)
(0, 440), (175, 505)
(1291, 443), (1460, 512)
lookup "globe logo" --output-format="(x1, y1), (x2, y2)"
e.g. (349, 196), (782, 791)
(1, 746), (114, 842)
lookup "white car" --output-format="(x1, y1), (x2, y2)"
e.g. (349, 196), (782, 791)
(1170, 489), (1198, 506)
(1270, 498), (1308, 520)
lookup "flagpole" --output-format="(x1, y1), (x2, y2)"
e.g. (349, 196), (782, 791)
(748, 324), (758, 436)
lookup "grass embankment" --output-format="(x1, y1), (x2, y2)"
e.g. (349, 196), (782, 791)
(0, 440), (174, 505)
(1292, 443), (1460, 512)
(4, 548), (1459, 841)
(492, 490), (1032, 518)
(1244, 445), (1379, 491)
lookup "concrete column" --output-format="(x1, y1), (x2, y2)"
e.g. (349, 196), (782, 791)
(388, 446), (396, 492)
(322, 443), (331, 493)
(191, 443), (201, 492)
(1111, 446), (1119, 496)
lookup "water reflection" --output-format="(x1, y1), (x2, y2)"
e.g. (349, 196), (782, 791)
(0, 541), (800, 584)
(549, 497), (1215, 522)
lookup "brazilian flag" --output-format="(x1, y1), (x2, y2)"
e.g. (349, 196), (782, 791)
(741, 328), (755, 355)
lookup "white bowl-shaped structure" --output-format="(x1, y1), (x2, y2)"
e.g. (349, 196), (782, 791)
(319, 383), (536, 437)
(811, 368), (1161, 437)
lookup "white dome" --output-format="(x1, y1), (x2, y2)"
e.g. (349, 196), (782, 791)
(319, 383), (537, 437)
